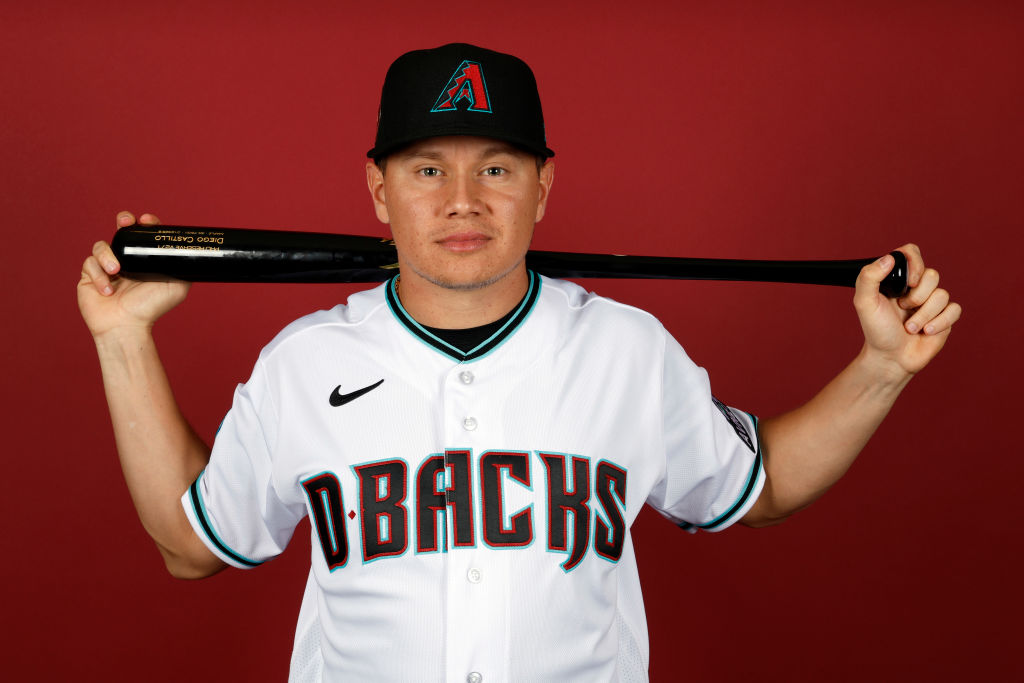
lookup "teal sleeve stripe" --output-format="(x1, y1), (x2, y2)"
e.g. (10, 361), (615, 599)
(698, 413), (764, 531)
(189, 472), (263, 568)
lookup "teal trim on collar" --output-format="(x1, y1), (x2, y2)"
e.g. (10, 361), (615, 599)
(385, 271), (542, 363)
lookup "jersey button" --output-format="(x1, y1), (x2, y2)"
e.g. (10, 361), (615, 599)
(459, 370), (474, 385)
(462, 416), (478, 431)
(467, 673), (483, 683)
(467, 567), (482, 584)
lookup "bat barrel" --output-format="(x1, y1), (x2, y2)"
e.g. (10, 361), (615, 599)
(112, 225), (399, 283)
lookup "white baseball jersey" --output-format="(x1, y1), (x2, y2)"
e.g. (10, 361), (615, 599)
(182, 272), (765, 682)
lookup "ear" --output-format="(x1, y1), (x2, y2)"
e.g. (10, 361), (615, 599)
(534, 160), (555, 223)
(366, 162), (389, 224)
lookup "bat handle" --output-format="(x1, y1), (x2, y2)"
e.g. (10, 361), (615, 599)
(880, 250), (909, 298)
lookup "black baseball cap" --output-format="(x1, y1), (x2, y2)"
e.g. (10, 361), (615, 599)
(368, 43), (554, 161)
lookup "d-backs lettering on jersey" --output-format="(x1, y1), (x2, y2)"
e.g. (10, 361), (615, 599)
(302, 450), (627, 572)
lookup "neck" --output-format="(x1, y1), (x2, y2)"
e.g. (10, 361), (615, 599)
(395, 265), (530, 329)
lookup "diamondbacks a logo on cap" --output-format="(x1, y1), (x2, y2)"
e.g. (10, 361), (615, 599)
(431, 60), (492, 113)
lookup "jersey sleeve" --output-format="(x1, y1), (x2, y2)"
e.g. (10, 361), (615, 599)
(645, 332), (766, 533)
(181, 359), (306, 569)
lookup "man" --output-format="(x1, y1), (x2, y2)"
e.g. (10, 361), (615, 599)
(78, 43), (960, 681)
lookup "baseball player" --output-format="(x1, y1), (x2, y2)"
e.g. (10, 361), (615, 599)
(78, 43), (960, 681)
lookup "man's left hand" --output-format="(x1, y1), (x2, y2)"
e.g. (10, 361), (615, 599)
(854, 243), (962, 378)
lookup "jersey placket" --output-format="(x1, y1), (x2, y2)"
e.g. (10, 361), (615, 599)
(441, 360), (508, 683)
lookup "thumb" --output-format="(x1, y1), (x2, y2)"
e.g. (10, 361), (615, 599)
(853, 253), (894, 310)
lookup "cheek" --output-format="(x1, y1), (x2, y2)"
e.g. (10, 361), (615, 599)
(385, 195), (430, 235)
(503, 193), (542, 233)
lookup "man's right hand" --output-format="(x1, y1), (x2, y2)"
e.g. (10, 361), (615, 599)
(78, 211), (191, 339)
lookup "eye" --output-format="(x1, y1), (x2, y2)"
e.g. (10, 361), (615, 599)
(483, 166), (507, 176)
(418, 167), (441, 177)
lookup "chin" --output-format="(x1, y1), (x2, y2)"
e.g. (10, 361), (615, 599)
(416, 260), (522, 292)
(429, 272), (504, 292)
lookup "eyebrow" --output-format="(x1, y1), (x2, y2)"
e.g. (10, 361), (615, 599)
(398, 149), (443, 161)
(477, 144), (520, 158)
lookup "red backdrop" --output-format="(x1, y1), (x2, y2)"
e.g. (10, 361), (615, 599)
(2, 1), (1020, 680)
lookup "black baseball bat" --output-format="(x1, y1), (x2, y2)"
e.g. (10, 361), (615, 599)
(111, 225), (909, 297)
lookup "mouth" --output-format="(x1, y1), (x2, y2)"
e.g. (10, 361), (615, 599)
(437, 231), (491, 252)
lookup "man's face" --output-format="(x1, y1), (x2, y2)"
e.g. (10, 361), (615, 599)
(366, 136), (554, 292)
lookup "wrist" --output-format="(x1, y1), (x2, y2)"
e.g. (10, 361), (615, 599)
(93, 324), (157, 356)
(854, 344), (915, 394)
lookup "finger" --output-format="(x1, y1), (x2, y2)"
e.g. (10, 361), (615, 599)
(81, 255), (114, 295)
(853, 253), (894, 309)
(897, 243), (925, 288)
(921, 301), (962, 336)
(899, 268), (939, 310)
(116, 211), (136, 228)
(91, 240), (120, 275)
(904, 287), (950, 334)
(139, 213), (161, 225)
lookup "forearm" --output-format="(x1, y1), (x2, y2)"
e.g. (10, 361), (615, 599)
(744, 344), (912, 526)
(94, 327), (220, 574)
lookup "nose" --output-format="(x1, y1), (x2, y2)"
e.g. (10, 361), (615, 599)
(444, 172), (483, 217)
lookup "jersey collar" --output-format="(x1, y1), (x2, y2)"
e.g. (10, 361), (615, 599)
(385, 271), (542, 363)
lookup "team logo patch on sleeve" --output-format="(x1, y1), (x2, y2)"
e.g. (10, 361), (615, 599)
(432, 60), (492, 113)
(711, 396), (755, 453)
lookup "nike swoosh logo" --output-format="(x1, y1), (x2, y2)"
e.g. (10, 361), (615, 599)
(329, 379), (384, 407)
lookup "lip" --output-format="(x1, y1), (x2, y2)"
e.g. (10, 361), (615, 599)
(437, 231), (491, 252)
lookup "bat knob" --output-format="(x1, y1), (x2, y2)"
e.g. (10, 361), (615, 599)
(880, 250), (908, 298)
